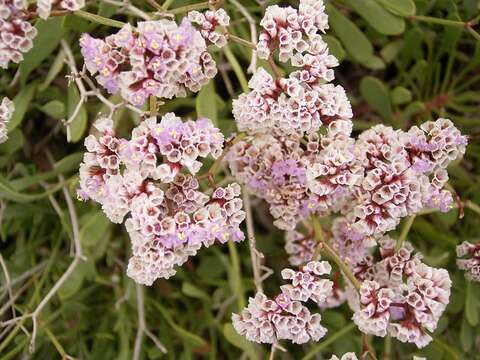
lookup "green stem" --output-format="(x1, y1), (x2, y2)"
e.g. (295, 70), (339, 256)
(227, 33), (257, 49)
(169, 1), (209, 14)
(409, 15), (467, 27)
(74, 10), (125, 28)
(396, 215), (416, 251)
(149, 96), (157, 117)
(383, 335), (392, 360)
(161, 0), (175, 10)
(228, 241), (245, 310)
(301, 323), (356, 360)
(311, 216), (361, 292)
(223, 45), (249, 92)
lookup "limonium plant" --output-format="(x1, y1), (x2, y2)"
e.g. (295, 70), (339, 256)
(0, 0), (479, 358)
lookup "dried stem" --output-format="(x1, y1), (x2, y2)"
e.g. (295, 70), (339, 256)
(102, 0), (152, 20)
(0, 253), (15, 319)
(228, 0), (258, 73)
(243, 190), (264, 293)
(0, 154), (84, 353)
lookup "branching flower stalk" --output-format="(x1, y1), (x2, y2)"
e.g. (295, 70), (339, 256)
(311, 216), (361, 292)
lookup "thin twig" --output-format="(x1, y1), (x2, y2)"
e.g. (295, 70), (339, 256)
(243, 190), (264, 293)
(134, 284), (167, 359)
(0, 254), (15, 319)
(229, 0), (257, 73)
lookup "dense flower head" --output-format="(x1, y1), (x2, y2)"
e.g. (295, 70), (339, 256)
(0, 0), (38, 69)
(36, 0), (84, 20)
(257, 0), (329, 63)
(232, 292), (327, 344)
(78, 114), (244, 285)
(232, 67), (351, 136)
(232, 260), (333, 344)
(456, 241), (480, 282)
(342, 120), (466, 241)
(280, 260), (334, 303)
(350, 239), (451, 348)
(80, 18), (217, 106)
(0, 97), (14, 144)
(228, 122), (361, 230)
(188, 8), (230, 48)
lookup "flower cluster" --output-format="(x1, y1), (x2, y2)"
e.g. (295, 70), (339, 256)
(232, 68), (350, 136)
(0, 0), (38, 69)
(280, 260), (334, 303)
(80, 18), (217, 106)
(257, 0), (329, 63)
(36, 0), (84, 20)
(350, 238), (451, 348)
(232, 260), (333, 344)
(188, 8), (230, 48)
(0, 97), (14, 144)
(337, 119), (467, 242)
(78, 114), (245, 285)
(456, 241), (480, 282)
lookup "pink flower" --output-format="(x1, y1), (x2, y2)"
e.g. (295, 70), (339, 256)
(188, 8), (230, 48)
(0, 0), (38, 68)
(350, 240), (451, 348)
(78, 114), (245, 285)
(80, 18), (217, 106)
(457, 241), (480, 282)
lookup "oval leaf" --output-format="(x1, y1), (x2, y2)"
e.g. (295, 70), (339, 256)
(360, 76), (394, 123)
(8, 84), (37, 132)
(342, 0), (405, 35)
(376, 0), (416, 17)
(67, 85), (88, 143)
(327, 4), (373, 62)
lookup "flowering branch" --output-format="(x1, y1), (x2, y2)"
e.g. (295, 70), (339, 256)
(395, 215), (416, 251)
(311, 216), (361, 292)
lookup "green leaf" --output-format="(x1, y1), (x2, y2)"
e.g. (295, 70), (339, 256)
(391, 86), (413, 105)
(67, 85), (88, 143)
(327, 4), (373, 62)
(460, 317), (473, 352)
(54, 152), (84, 174)
(151, 301), (207, 348)
(380, 40), (404, 63)
(182, 282), (210, 301)
(19, 17), (65, 85)
(39, 100), (66, 119)
(342, 0), (405, 35)
(80, 211), (111, 248)
(196, 81), (217, 123)
(58, 261), (88, 300)
(38, 49), (66, 92)
(360, 76), (394, 123)
(402, 101), (425, 119)
(223, 323), (259, 360)
(8, 83), (37, 132)
(0, 130), (24, 155)
(466, 281), (479, 326)
(376, 0), (416, 16)
(323, 35), (346, 62)
(358, 55), (386, 70)
(73, 10), (125, 29)
(0, 175), (63, 203)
